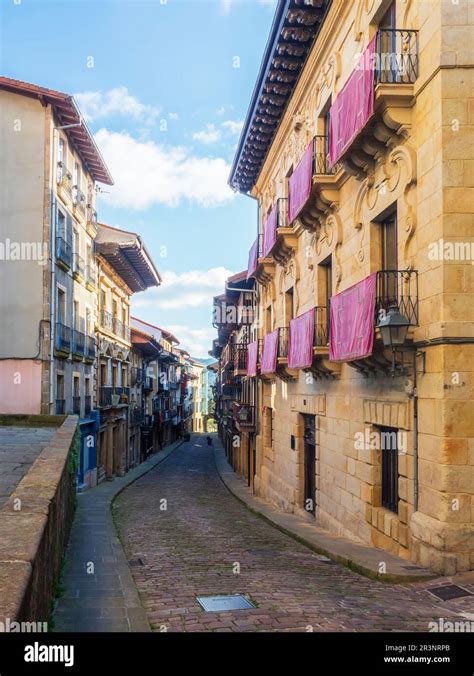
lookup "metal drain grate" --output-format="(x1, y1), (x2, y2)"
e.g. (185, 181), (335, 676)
(196, 594), (256, 612)
(428, 585), (473, 601)
(129, 557), (146, 567)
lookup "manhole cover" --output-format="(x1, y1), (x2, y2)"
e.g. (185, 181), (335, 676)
(428, 585), (473, 601)
(196, 594), (256, 612)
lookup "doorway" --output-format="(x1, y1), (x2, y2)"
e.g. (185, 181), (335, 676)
(303, 414), (316, 515)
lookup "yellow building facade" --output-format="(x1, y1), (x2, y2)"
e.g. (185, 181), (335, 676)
(228, 0), (473, 574)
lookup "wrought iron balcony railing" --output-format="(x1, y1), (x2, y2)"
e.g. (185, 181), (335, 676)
(55, 323), (71, 354)
(375, 29), (419, 85)
(72, 396), (81, 415)
(85, 264), (96, 287)
(314, 306), (329, 347)
(130, 406), (144, 425)
(131, 367), (144, 386)
(85, 335), (96, 359)
(100, 308), (113, 332)
(55, 399), (65, 415)
(99, 386), (130, 407)
(73, 253), (85, 278)
(56, 237), (72, 268)
(234, 343), (248, 373)
(73, 188), (87, 215)
(87, 206), (98, 228)
(143, 376), (154, 392)
(57, 163), (72, 193)
(312, 135), (341, 176)
(375, 270), (419, 327)
(72, 329), (86, 357)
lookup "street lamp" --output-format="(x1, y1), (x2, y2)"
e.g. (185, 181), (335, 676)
(377, 304), (410, 374)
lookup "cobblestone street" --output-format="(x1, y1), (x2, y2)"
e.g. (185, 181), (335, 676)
(115, 435), (474, 632)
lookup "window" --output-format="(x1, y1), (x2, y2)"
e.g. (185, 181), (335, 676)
(264, 407), (273, 448)
(122, 306), (127, 326)
(284, 287), (294, 325)
(112, 299), (118, 318)
(381, 213), (398, 271)
(73, 301), (80, 330)
(379, 425), (399, 514)
(100, 289), (106, 311)
(57, 209), (66, 238)
(56, 374), (64, 399)
(74, 230), (80, 257)
(85, 377), (91, 397)
(73, 376), (80, 397)
(121, 365), (127, 387)
(57, 288), (66, 325)
(112, 363), (118, 387)
(100, 363), (107, 387)
(85, 307), (91, 336)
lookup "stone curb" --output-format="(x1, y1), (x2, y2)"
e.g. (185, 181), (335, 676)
(213, 442), (437, 585)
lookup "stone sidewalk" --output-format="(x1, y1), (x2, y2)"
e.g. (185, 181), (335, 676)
(0, 426), (55, 509)
(53, 440), (182, 632)
(214, 443), (435, 583)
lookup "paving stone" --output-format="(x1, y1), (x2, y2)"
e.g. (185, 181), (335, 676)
(114, 434), (474, 633)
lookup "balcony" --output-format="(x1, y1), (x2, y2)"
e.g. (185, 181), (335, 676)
(234, 343), (248, 376)
(85, 263), (96, 290)
(99, 386), (130, 407)
(221, 343), (235, 369)
(334, 29), (419, 179)
(72, 329), (86, 359)
(232, 401), (256, 432)
(86, 206), (98, 236)
(57, 163), (72, 197)
(99, 309), (131, 342)
(85, 335), (96, 362)
(343, 270), (419, 376)
(130, 406), (144, 425)
(296, 134), (345, 232)
(55, 323), (71, 357)
(143, 376), (154, 392)
(56, 237), (72, 270)
(55, 399), (65, 415)
(73, 188), (87, 218)
(73, 253), (85, 281)
(73, 396), (81, 415)
(131, 367), (144, 386)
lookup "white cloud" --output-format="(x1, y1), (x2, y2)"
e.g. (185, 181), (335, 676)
(220, 0), (275, 13)
(216, 106), (226, 116)
(95, 129), (234, 208)
(133, 267), (234, 311)
(74, 87), (161, 124)
(167, 325), (216, 358)
(192, 123), (221, 144)
(168, 112), (179, 120)
(220, 0), (233, 14)
(221, 119), (244, 136)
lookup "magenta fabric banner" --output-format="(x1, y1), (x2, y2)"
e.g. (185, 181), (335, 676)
(262, 203), (278, 258)
(246, 238), (259, 280)
(261, 329), (279, 374)
(288, 308), (315, 369)
(328, 36), (376, 168)
(288, 142), (313, 224)
(329, 272), (377, 362)
(246, 340), (258, 377)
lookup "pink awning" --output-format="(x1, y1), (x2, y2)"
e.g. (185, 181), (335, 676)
(262, 203), (278, 258)
(261, 329), (279, 374)
(328, 36), (376, 168)
(288, 308), (315, 369)
(329, 272), (377, 362)
(288, 141), (313, 224)
(246, 340), (258, 377)
(246, 238), (259, 280)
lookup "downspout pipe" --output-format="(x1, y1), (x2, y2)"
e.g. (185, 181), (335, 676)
(413, 350), (419, 512)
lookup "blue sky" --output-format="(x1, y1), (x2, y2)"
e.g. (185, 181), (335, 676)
(1, 0), (276, 355)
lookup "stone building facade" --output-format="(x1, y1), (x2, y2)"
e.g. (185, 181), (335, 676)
(225, 0), (473, 574)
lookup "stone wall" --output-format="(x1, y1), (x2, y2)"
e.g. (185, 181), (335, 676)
(0, 415), (78, 624)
